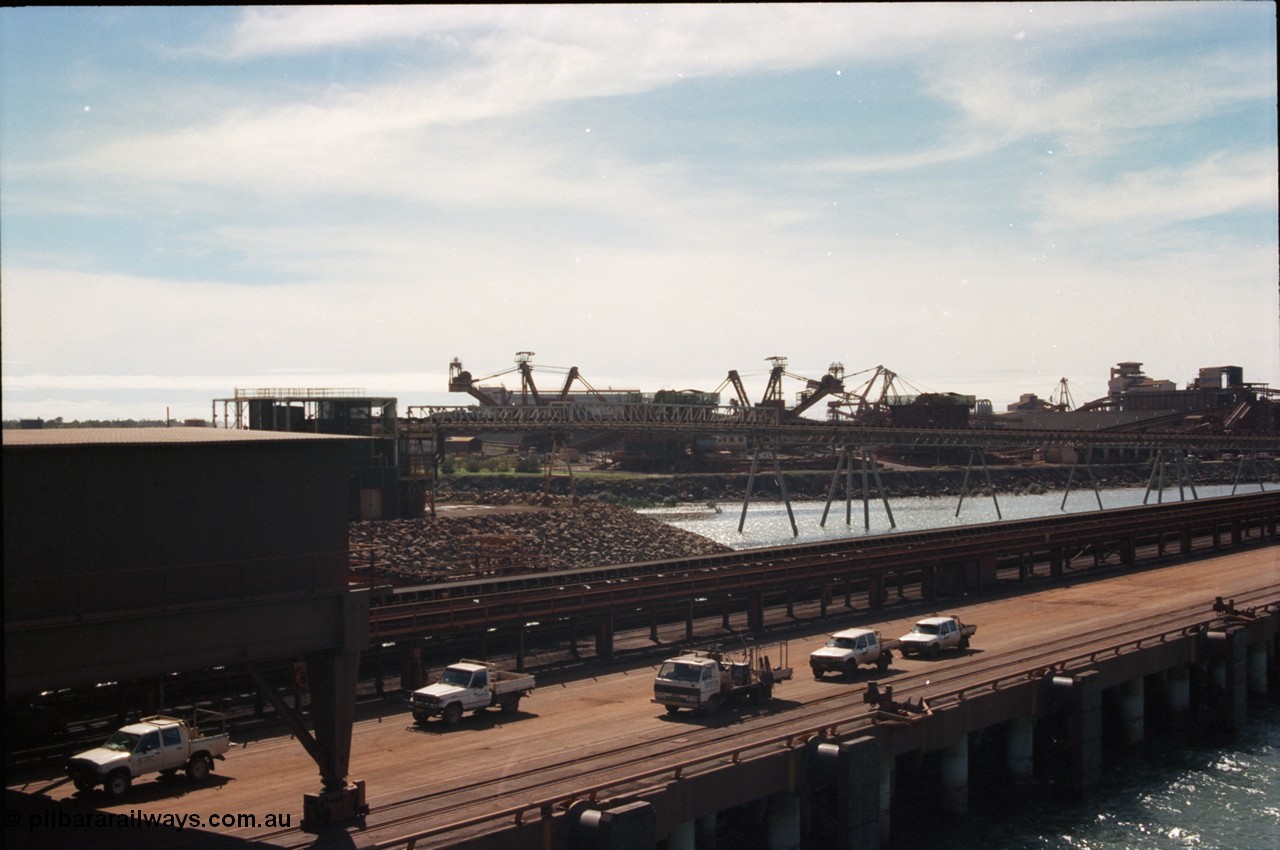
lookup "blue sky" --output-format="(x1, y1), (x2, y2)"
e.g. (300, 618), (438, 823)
(2, 4), (1276, 422)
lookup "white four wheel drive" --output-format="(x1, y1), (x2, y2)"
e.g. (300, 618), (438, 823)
(64, 712), (230, 798)
(410, 660), (536, 726)
(897, 615), (977, 658)
(809, 628), (898, 678)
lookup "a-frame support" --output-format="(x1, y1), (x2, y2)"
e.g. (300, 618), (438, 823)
(821, 445), (896, 530)
(1231, 451), (1267, 494)
(1143, 448), (1198, 504)
(739, 441), (798, 537)
(1061, 446), (1104, 511)
(956, 448), (1001, 519)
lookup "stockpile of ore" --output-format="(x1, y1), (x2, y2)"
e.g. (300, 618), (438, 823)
(349, 499), (733, 583)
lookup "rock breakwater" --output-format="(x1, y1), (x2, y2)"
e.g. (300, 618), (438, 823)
(350, 499), (732, 584)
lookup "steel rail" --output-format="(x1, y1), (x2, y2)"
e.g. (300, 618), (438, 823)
(367, 592), (1280, 850)
(368, 493), (1279, 640)
(248, 585), (1278, 848)
(380, 491), (1278, 601)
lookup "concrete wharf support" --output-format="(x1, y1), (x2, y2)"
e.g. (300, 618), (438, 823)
(523, 609), (1279, 850)
(1118, 677), (1145, 746)
(1005, 715), (1035, 786)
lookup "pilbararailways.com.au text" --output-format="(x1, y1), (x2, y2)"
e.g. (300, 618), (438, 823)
(16, 809), (292, 833)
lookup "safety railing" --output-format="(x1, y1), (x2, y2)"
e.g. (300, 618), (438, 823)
(373, 604), (1278, 849)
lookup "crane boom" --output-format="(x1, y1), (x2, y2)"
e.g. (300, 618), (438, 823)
(717, 370), (751, 407)
(448, 358), (505, 406)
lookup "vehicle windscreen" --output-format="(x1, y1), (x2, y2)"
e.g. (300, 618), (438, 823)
(439, 668), (474, 686)
(827, 637), (858, 649)
(103, 731), (141, 752)
(657, 662), (701, 683)
(911, 623), (940, 635)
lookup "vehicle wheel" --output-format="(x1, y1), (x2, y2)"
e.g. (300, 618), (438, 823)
(844, 662), (859, 679)
(704, 695), (721, 716)
(158, 768), (178, 778)
(761, 684), (774, 702)
(812, 668), (823, 680)
(960, 635), (970, 650)
(73, 778), (96, 794)
(499, 694), (521, 715)
(877, 654), (891, 671)
(442, 703), (464, 726)
(927, 644), (940, 659)
(665, 705), (681, 716)
(105, 770), (131, 799)
(187, 754), (212, 782)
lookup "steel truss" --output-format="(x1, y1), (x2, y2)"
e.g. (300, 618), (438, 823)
(400, 404), (1278, 532)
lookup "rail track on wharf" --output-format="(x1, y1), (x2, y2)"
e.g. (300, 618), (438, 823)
(367, 492), (1279, 640)
(9, 495), (1272, 776)
(241, 579), (1279, 850)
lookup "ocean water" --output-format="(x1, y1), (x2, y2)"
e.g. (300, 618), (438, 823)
(638, 483), (1272, 551)
(644, 485), (1279, 849)
(920, 704), (1280, 850)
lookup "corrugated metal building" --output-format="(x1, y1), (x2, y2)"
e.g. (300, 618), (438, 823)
(3, 427), (370, 820)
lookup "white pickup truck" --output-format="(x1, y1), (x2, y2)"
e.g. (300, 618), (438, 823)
(410, 660), (536, 725)
(65, 711), (230, 798)
(897, 615), (977, 658)
(809, 628), (897, 678)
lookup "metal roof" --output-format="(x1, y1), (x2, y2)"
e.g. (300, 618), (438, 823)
(2, 427), (364, 448)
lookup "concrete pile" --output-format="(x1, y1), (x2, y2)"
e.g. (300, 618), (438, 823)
(349, 498), (732, 583)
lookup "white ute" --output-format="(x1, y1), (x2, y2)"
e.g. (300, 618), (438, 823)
(410, 660), (535, 725)
(897, 615), (977, 658)
(64, 711), (230, 798)
(809, 628), (897, 678)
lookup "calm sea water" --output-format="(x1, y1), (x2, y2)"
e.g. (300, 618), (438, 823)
(926, 704), (1280, 850)
(638, 483), (1271, 551)
(643, 484), (1279, 850)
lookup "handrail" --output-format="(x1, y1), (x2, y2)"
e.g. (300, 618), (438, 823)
(368, 493), (1279, 639)
(374, 605), (1278, 849)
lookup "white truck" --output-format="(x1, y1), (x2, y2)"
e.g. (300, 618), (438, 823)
(64, 711), (230, 798)
(897, 615), (977, 658)
(652, 643), (792, 715)
(809, 628), (898, 678)
(410, 659), (536, 725)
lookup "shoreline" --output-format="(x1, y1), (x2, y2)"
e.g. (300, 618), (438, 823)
(431, 459), (1277, 508)
(352, 462), (1276, 584)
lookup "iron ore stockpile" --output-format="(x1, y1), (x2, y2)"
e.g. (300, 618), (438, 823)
(349, 497), (732, 583)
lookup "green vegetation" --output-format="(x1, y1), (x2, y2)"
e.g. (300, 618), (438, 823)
(442, 453), (545, 475)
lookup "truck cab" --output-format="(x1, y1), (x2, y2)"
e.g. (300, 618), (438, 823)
(652, 643), (791, 715)
(654, 656), (722, 711)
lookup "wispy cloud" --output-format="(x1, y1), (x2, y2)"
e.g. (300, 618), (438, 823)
(1038, 148), (1279, 233)
(1, 4), (1275, 421)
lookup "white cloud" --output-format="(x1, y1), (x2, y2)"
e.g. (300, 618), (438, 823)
(927, 46), (1276, 156)
(2, 4), (1275, 422)
(1037, 148), (1279, 233)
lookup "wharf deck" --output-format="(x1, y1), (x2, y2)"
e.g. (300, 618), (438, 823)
(6, 544), (1277, 850)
